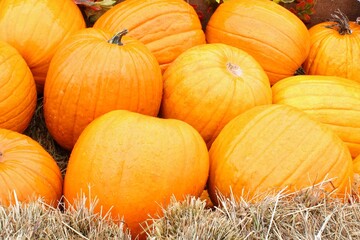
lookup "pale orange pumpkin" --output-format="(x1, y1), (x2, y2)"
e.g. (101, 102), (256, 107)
(161, 43), (272, 148)
(0, 0), (86, 92)
(63, 110), (209, 238)
(206, 0), (310, 85)
(209, 104), (353, 204)
(272, 75), (360, 158)
(0, 41), (36, 133)
(44, 28), (163, 150)
(303, 10), (360, 82)
(94, 0), (206, 72)
(0, 128), (63, 206)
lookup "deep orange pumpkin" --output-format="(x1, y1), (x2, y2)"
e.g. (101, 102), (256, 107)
(0, 41), (36, 133)
(0, 0), (86, 92)
(161, 43), (272, 148)
(205, 0), (310, 85)
(0, 128), (63, 206)
(44, 28), (163, 150)
(209, 104), (353, 204)
(303, 11), (360, 82)
(63, 110), (209, 237)
(94, 0), (206, 72)
(272, 75), (360, 158)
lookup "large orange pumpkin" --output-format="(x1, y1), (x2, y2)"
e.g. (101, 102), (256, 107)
(94, 0), (206, 72)
(208, 104), (353, 204)
(0, 41), (36, 133)
(0, 0), (86, 92)
(272, 75), (360, 158)
(0, 128), (63, 206)
(205, 0), (310, 85)
(63, 110), (209, 237)
(161, 43), (272, 148)
(303, 10), (360, 82)
(44, 28), (163, 150)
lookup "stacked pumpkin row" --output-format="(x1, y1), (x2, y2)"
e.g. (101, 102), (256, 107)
(0, 0), (359, 237)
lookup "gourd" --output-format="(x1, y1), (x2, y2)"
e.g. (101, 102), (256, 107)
(208, 104), (353, 204)
(63, 110), (209, 237)
(0, 41), (36, 133)
(303, 10), (360, 83)
(94, 0), (206, 72)
(0, 0), (86, 92)
(206, 0), (310, 85)
(44, 28), (163, 150)
(0, 128), (63, 206)
(161, 43), (272, 148)
(272, 75), (360, 158)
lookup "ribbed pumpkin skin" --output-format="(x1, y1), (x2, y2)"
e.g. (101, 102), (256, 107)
(272, 75), (360, 158)
(205, 0), (310, 85)
(161, 43), (272, 148)
(44, 28), (163, 150)
(0, 0), (86, 92)
(63, 110), (209, 237)
(209, 104), (353, 204)
(0, 41), (36, 133)
(0, 129), (63, 206)
(94, 0), (206, 72)
(303, 22), (360, 83)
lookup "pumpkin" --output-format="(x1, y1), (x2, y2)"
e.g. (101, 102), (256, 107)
(0, 0), (86, 92)
(44, 28), (163, 150)
(63, 110), (209, 237)
(354, 155), (360, 195)
(93, 0), (206, 72)
(272, 75), (360, 158)
(0, 128), (63, 206)
(303, 10), (360, 83)
(205, 0), (310, 85)
(208, 104), (353, 204)
(0, 41), (36, 133)
(160, 43), (272, 148)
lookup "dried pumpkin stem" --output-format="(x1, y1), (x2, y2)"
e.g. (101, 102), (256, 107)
(325, 9), (352, 35)
(226, 62), (242, 77)
(108, 29), (129, 45)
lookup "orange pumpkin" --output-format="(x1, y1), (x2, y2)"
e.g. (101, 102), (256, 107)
(303, 10), (360, 82)
(63, 110), (209, 237)
(94, 0), (206, 72)
(44, 28), (163, 150)
(161, 43), (272, 148)
(0, 0), (86, 92)
(205, 0), (310, 85)
(0, 41), (36, 133)
(272, 75), (360, 158)
(208, 104), (353, 204)
(0, 128), (63, 206)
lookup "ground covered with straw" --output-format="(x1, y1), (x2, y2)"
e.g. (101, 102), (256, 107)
(0, 99), (359, 239)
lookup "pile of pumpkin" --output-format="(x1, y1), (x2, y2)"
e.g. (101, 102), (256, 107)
(0, 0), (359, 237)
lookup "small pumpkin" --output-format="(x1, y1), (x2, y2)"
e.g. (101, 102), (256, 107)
(272, 75), (360, 158)
(0, 0), (86, 92)
(94, 0), (206, 72)
(205, 0), (310, 85)
(0, 41), (36, 133)
(161, 43), (272, 148)
(0, 128), (63, 206)
(303, 10), (360, 82)
(208, 104), (353, 204)
(63, 110), (209, 237)
(44, 28), (163, 150)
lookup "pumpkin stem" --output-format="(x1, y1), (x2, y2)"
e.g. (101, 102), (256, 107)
(325, 9), (352, 35)
(295, 67), (306, 75)
(357, 17), (360, 25)
(108, 29), (129, 45)
(226, 62), (242, 77)
(0, 151), (2, 162)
